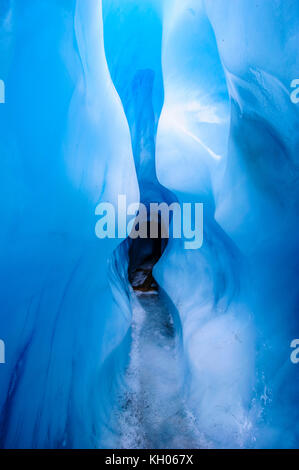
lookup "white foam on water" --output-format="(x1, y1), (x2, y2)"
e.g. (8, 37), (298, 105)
(115, 291), (210, 449)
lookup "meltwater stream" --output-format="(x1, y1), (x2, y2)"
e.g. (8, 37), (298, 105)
(114, 286), (208, 449)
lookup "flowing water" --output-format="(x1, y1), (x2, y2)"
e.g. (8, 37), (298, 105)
(115, 287), (207, 449)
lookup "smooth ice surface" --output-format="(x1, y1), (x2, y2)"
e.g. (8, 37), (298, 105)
(0, 0), (299, 449)
(0, 0), (138, 448)
(155, 0), (299, 448)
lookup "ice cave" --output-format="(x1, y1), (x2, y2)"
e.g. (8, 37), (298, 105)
(0, 0), (298, 450)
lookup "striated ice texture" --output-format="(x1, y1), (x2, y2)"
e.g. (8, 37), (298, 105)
(0, 0), (298, 449)
(155, 0), (299, 448)
(0, 0), (138, 448)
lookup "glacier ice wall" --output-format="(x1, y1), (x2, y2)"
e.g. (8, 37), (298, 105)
(155, 0), (299, 448)
(0, 0), (138, 448)
(103, 0), (174, 211)
(0, 0), (298, 450)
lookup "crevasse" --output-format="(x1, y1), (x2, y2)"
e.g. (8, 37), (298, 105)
(0, 0), (298, 449)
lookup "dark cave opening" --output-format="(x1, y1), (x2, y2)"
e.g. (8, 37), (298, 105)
(128, 220), (168, 292)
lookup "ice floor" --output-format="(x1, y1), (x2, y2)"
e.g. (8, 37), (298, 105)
(113, 288), (209, 449)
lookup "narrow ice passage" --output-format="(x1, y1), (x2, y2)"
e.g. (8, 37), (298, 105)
(0, 0), (298, 450)
(103, 2), (207, 448)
